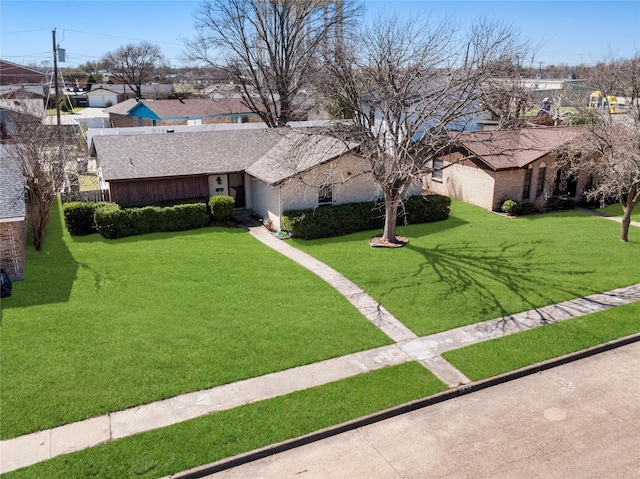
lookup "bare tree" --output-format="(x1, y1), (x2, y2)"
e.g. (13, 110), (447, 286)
(183, 0), (362, 127)
(316, 16), (531, 245)
(101, 42), (165, 98)
(5, 103), (81, 251)
(557, 54), (640, 242)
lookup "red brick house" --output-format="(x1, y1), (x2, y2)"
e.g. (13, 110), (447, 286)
(0, 148), (27, 280)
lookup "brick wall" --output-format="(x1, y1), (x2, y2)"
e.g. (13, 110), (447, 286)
(0, 220), (26, 281)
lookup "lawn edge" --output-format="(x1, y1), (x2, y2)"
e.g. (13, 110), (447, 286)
(170, 332), (640, 479)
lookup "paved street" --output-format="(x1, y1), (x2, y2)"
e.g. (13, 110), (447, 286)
(191, 341), (640, 479)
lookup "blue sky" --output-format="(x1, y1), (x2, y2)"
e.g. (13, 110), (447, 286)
(1, 0), (638, 70)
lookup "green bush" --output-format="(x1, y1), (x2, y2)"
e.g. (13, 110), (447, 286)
(282, 195), (451, 240)
(63, 201), (109, 236)
(545, 196), (576, 212)
(94, 203), (132, 239)
(208, 195), (235, 222)
(518, 202), (538, 216)
(93, 203), (211, 239)
(501, 199), (520, 216)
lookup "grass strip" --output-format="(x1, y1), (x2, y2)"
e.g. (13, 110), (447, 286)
(3, 362), (446, 479)
(443, 301), (640, 381)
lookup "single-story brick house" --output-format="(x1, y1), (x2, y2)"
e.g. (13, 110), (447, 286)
(0, 147), (27, 280)
(425, 127), (586, 210)
(91, 128), (412, 231)
(105, 98), (260, 128)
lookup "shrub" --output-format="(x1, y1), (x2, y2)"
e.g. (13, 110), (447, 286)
(518, 202), (538, 216)
(545, 196), (576, 212)
(94, 203), (132, 239)
(63, 201), (109, 236)
(93, 203), (211, 239)
(501, 199), (520, 216)
(208, 195), (235, 222)
(282, 195), (451, 240)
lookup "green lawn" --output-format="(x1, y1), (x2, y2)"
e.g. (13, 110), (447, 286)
(290, 201), (640, 336)
(3, 362), (446, 479)
(597, 203), (640, 223)
(0, 201), (391, 439)
(2, 198), (639, 473)
(443, 301), (640, 381)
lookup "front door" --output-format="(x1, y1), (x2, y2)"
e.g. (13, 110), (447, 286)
(554, 168), (578, 197)
(228, 173), (245, 208)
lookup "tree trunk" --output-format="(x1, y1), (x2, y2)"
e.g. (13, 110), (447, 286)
(619, 188), (638, 242)
(381, 195), (399, 244)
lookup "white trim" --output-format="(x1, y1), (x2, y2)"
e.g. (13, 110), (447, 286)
(0, 217), (25, 223)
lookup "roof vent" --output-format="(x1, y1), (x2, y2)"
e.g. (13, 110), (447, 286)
(167, 129), (174, 133)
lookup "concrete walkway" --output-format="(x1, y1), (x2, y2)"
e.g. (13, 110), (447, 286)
(2, 220), (639, 474)
(577, 206), (640, 229)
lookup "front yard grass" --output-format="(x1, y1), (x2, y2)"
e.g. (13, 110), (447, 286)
(290, 200), (640, 336)
(443, 301), (640, 381)
(0, 201), (392, 439)
(3, 362), (446, 479)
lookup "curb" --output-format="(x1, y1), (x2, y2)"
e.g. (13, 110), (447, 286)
(168, 333), (640, 479)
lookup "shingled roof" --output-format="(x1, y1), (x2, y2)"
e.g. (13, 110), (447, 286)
(247, 133), (358, 185)
(94, 129), (284, 181)
(0, 146), (26, 221)
(458, 127), (582, 171)
(106, 98), (255, 120)
(93, 129), (357, 184)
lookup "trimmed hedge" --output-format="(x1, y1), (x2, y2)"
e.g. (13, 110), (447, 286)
(208, 195), (235, 222)
(282, 194), (451, 240)
(93, 203), (211, 239)
(63, 201), (110, 236)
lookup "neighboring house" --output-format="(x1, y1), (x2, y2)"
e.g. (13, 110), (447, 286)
(0, 60), (47, 85)
(89, 83), (174, 101)
(86, 87), (125, 108)
(105, 98), (260, 127)
(90, 128), (396, 231)
(0, 148), (27, 280)
(0, 98), (44, 140)
(0, 85), (47, 100)
(425, 127), (585, 211)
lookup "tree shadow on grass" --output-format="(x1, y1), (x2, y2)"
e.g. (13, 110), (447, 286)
(400, 240), (598, 333)
(2, 201), (78, 310)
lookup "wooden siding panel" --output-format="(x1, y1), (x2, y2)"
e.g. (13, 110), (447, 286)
(110, 176), (208, 206)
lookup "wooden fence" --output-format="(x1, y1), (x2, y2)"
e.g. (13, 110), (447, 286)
(60, 189), (110, 204)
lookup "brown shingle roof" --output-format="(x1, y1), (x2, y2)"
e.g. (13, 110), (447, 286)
(106, 98), (255, 120)
(459, 127), (582, 170)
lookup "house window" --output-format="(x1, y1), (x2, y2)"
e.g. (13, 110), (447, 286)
(522, 166), (532, 201)
(318, 184), (333, 206)
(536, 163), (546, 197)
(432, 159), (443, 181)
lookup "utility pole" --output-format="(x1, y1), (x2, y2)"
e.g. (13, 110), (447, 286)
(52, 28), (61, 130)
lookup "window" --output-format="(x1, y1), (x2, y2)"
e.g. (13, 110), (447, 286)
(432, 159), (443, 181)
(522, 167), (532, 201)
(536, 163), (546, 197)
(318, 184), (332, 206)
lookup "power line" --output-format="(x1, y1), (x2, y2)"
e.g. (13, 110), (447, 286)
(61, 28), (183, 47)
(0, 28), (53, 35)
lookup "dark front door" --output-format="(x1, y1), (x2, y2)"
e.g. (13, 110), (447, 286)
(554, 168), (578, 197)
(228, 173), (245, 208)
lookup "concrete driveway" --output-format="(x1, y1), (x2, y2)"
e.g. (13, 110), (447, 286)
(198, 341), (640, 479)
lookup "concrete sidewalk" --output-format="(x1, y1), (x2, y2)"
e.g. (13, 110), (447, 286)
(198, 340), (640, 479)
(1, 219), (639, 474)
